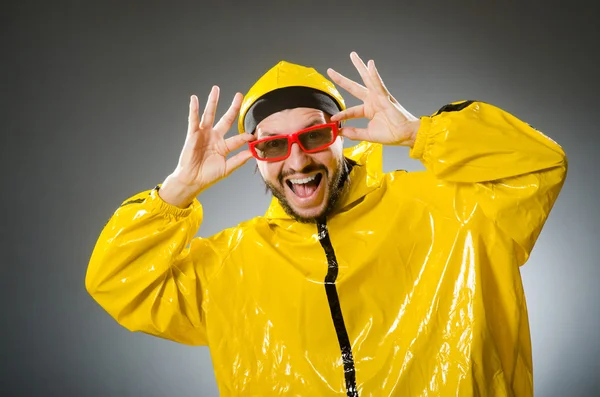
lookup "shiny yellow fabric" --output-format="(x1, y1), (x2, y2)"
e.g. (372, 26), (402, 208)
(86, 101), (567, 396)
(237, 60), (346, 134)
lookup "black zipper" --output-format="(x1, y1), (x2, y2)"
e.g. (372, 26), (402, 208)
(317, 220), (359, 397)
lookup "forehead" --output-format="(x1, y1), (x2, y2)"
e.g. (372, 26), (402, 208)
(256, 108), (328, 138)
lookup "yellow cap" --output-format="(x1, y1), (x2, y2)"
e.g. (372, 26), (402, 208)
(238, 61), (346, 134)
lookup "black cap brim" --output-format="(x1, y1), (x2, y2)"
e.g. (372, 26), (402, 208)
(244, 86), (342, 133)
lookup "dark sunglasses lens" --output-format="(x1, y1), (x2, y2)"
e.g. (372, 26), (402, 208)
(298, 127), (334, 150)
(255, 138), (289, 159)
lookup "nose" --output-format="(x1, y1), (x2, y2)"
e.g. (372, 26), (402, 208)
(286, 142), (311, 171)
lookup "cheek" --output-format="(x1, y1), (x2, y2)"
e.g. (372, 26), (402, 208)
(315, 149), (342, 171)
(330, 138), (344, 157)
(259, 162), (283, 183)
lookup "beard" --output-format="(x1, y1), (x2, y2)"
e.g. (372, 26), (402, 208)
(261, 157), (355, 224)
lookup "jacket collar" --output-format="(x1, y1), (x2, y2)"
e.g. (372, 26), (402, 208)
(264, 141), (384, 220)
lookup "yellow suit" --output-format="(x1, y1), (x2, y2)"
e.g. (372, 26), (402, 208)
(86, 100), (567, 396)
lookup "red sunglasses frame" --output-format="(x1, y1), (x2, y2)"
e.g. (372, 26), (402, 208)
(248, 122), (340, 162)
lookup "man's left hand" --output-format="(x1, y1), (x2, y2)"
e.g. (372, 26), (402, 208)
(327, 52), (421, 147)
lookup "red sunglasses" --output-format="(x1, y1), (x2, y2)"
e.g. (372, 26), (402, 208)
(248, 122), (339, 162)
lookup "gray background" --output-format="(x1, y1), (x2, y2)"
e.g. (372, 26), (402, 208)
(3, 1), (599, 396)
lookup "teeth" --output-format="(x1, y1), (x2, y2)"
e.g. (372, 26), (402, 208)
(289, 174), (317, 184)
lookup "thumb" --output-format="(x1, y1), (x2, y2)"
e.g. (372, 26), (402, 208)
(224, 150), (254, 177)
(339, 126), (367, 141)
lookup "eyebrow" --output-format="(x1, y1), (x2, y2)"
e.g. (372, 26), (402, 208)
(260, 119), (324, 137)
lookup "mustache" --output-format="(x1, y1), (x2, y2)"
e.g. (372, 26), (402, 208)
(278, 164), (328, 186)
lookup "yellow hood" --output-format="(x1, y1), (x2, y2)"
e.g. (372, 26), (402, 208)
(238, 60), (346, 134)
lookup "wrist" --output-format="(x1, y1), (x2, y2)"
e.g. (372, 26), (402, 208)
(406, 119), (421, 148)
(158, 174), (203, 209)
(409, 116), (432, 159)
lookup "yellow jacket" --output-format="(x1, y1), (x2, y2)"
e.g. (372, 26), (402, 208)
(86, 100), (567, 396)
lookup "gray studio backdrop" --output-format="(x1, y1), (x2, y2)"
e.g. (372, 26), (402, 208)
(3, 1), (599, 396)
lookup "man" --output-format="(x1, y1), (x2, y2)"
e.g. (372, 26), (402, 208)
(86, 52), (567, 396)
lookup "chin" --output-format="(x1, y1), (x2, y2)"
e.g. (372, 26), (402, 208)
(290, 203), (327, 221)
(263, 167), (344, 224)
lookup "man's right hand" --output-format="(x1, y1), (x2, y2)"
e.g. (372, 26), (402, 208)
(159, 86), (256, 208)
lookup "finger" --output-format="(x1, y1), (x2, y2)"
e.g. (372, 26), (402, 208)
(326, 68), (367, 100)
(222, 132), (256, 155)
(187, 95), (200, 134)
(214, 92), (243, 134)
(199, 86), (219, 129)
(367, 60), (389, 94)
(224, 150), (254, 176)
(350, 51), (378, 91)
(330, 104), (365, 122)
(339, 126), (368, 141)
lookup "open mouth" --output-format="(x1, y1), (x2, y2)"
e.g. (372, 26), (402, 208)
(286, 173), (323, 198)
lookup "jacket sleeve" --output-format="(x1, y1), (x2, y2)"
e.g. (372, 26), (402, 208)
(409, 100), (568, 265)
(85, 186), (231, 346)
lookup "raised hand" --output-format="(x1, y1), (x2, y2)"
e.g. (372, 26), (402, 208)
(327, 52), (421, 147)
(159, 86), (256, 208)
